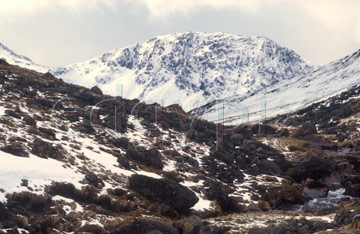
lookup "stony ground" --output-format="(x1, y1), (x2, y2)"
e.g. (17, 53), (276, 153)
(0, 59), (360, 233)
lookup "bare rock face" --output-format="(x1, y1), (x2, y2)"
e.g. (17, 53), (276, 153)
(129, 174), (198, 213)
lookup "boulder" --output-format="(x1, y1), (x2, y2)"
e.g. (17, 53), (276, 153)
(111, 219), (180, 234)
(267, 183), (304, 209)
(129, 174), (198, 213)
(76, 224), (105, 234)
(38, 127), (56, 140)
(181, 215), (202, 234)
(251, 125), (277, 135)
(30, 139), (64, 159)
(257, 160), (281, 175)
(85, 172), (105, 187)
(117, 155), (131, 169)
(203, 180), (243, 213)
(292, 123), (317, 138)
(126, 147), (163, 169)
(23, 115), (36, 127)
(0, 143), (29, 157)
(276, 129), (289, 137)
(5, 110), (21, 119)
(292, 157), (336, 182)
(90, 86), (103, 95)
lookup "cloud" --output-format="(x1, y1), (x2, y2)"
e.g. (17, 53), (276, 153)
(134, 0), (272, 18)
(0, 0), (116, 16)
(293, 0), (360, 43)
(134, 0), (360, 45)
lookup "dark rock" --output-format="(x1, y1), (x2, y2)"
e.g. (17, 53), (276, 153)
(109, 137), (129, 148)
(203, 180), (243, 213)
(1, 219), (17, 229)
(182, 215), (202, 234)
(23, 115), (36, 127)
(90, 86), (103, 95)
(345, 182), (360, 197)
(292, 123), (317, 138)
(310, 143), (338, 151)
(251, 125), (277, 135)
(0, 143), (29, 157)
(267, 183), (304, 209)
(334, 210), (360, 227)
(283, 117), (301, 126)
(292, 157), (336, 182)
(73, 121), (95, 134)
(276, 128), (289, 137)
(257, 160), (281, 175)
(111, 219), (180, 234)
(113, 188), (126, 197)
(117, 155), (131, 169)
(30, 139), (64, 159)
(42, 72), (56, 79)
(38, 127), (56, 140)
(5, 110), (21, 119)
(85, 172), (105, 187)
(129, 174), (198, 213)
(77, 224), (105, 234)
(26, 98), (54, 109)
(265, 176), (278, 182)
(126, 147), (163, 169)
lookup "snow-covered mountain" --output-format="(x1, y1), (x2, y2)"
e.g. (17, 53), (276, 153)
(0, 42), (48, 72)
(51, 32), (314, 111)
(196, 49), (360, 125)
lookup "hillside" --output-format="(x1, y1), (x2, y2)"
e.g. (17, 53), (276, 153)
(195, 49), (360, 125)
(0, 42), (47, 73)
(1, 59), (360, 233)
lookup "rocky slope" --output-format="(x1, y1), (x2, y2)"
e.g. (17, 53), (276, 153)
(0, 42), (47, 73)
(50, 32), (313, 111)
(195, 49), (360, 125)
(1, 59), (360, 233)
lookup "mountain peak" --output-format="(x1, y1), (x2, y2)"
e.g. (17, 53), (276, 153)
(51, 32), (314, 111)
(0, 41), (48, 73)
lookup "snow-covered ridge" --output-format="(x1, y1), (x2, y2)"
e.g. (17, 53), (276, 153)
(197, 49), (360, 125)
(51, 32), (314, 111)
(0, 42), (48, 73)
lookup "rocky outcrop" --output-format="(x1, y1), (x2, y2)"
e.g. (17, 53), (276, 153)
(266, 183), (304, 209)
(292, 157), (336, 182)
(30, 139), (64, 159)
(129, 174), (198, 213)
(126, 147), (163, 169)
(0, 143), (29, 157)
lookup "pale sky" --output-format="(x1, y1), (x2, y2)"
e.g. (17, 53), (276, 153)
(0, 0), (359, 67)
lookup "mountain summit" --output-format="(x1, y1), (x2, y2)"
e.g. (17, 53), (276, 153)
(51, 32), (314, 111)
